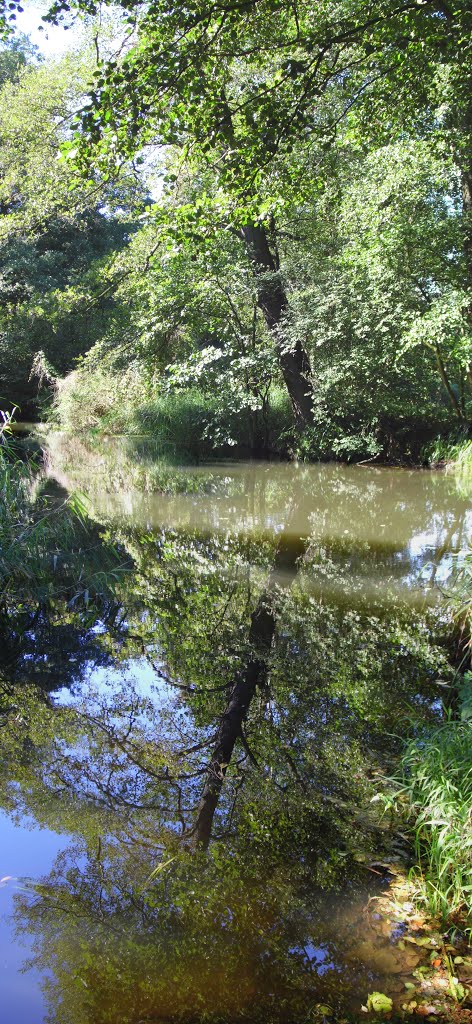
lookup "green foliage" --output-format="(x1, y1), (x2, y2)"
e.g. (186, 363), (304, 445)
(399, 703), (472, 930)
(43, 0), (470, 198)
(27, 0), (468, 446)
(0, 42), (145, 414)
(0, 414), (126, 625)
(1, 1), (470, 453)
(56, 364), (294, 457)
(0, 214), (135, 413)
(0, 34), (39, 86)
(53, 130), (468, 459)
(366, 992), (393, 1014)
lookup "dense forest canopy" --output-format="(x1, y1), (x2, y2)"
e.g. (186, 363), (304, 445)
(0, 0), (470, 456)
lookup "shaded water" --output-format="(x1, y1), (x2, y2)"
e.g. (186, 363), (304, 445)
(1, 440), (471, 1023)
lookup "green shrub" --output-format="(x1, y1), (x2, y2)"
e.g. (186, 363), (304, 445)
(54, 361), (295, 458)
(54, 353), (460, 464)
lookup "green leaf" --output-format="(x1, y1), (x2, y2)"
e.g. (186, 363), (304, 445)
(366, 992), (393, 1014)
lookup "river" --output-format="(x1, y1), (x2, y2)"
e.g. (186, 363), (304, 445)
(1, 437), (471, 1023)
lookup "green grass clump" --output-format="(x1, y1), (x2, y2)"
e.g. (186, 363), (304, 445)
(454, 440), (472, 467)
(133, 387), (294, 457)
(54, 361), (296, 458)
(423, 435), (472, 469)
(400, 698), (472, 930)
(130, 390), (233, 457)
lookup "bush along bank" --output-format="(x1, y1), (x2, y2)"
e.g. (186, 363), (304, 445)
(50, 360), (464, 466)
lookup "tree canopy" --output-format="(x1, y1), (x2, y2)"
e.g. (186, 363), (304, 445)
(0, 0), (470, 445)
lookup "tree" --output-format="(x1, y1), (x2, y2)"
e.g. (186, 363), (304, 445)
(0, 32), (39, 87)
(53, 127), (467, 456)
(0, 44), (146, 413)
(287, 136), (471, 431)
(27, 0), (468, 432)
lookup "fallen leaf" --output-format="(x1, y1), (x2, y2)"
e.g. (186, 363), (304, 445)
(366, 992), (393, 1013)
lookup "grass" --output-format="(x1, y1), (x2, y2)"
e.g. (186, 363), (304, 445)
(388, 541), (472, 934)
(423, 435), (472, 469)
(53, 364), (296, 458)
(140, 386), (295, 457)
(397, 682), (472, 932)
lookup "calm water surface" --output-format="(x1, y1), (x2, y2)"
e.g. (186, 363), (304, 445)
(1, 443), (471, 1023)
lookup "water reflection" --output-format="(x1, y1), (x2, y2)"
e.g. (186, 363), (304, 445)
(1, 442), (471, 1022)
(0, 813), (68, 1024)
(46, 439), (472, 602)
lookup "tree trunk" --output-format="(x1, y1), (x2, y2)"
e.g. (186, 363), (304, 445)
(455, 85), (472, 412)
(192, 530), (306, 849)
(462, 162), (472, 288)
(434, 345), (467, 421)
(461, 164), (472, 387)
(458, 157), (472, 422)
(241, 222), (315, 431)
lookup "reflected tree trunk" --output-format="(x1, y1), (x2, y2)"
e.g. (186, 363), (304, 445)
(193, 528), (306, 849)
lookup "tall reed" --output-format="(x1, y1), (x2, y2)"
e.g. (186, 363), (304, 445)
(399, 684), (472, 931)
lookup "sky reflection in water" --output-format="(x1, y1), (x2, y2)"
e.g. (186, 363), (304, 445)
(1, 455), (471, 1022)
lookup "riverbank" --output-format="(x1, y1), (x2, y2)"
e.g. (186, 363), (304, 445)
(15, 415), (472, 476)
(50, 366), (467, 467)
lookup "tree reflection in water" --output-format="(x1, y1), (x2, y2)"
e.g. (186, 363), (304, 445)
(1, 454), (470, 1023)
